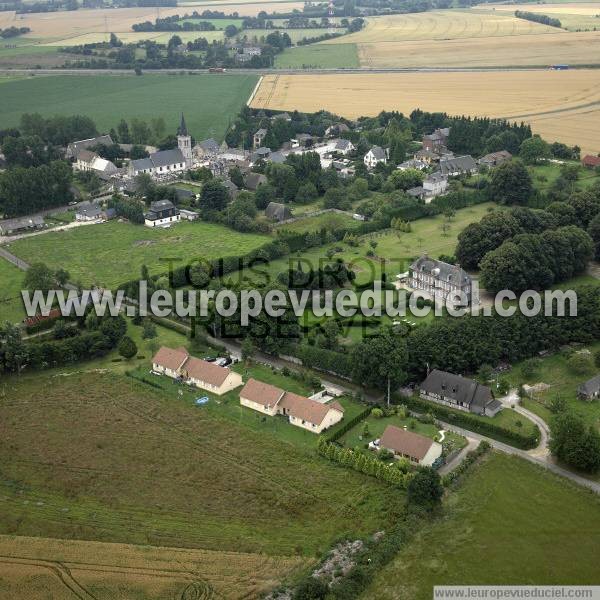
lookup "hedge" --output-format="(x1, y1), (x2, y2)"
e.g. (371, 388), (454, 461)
(325, 406), (372, 443)
(318, 438), (413, 489)
(402, 394), (539, 450)
(291, 344), (354, 378)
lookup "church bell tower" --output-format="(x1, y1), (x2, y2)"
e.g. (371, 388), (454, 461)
(177, 113), (192, 168)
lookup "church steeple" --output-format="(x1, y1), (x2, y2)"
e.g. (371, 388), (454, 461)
(177, 113), (188, 137)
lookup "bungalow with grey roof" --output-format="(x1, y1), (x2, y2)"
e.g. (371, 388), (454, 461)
(0, 215), (45, 236)
(420, 369), (502, 417)
(478, 150), (512, 168)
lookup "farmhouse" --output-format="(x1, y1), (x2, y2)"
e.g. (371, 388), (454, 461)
(577, 375), (600, 401)
(239, 378), (344, 434)
(422, 128), (450, 153)
(152, 346), (243, 395)
(253, 128), (267, 148)
(74, 150), (118, 178)
(420, 369), (502, 417)
(0, 215), (44, 236)
(409, 255), (473, 304)
(478, 150), (512, 168)
(364, 146), (387, 169)
(379, 425), (442, 467)
(144, 199), (180, 227)
(440, 155), (477, 177)
(582, 155), (600, 169)
(66, 134), (114, 159)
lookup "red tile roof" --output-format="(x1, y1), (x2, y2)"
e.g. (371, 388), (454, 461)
(582, 155), (600, 167)
(380, 425), (434, 461)
(182, 356), (232, 387)
(240, 378), (284, 407)
(152, 346), (189, 372)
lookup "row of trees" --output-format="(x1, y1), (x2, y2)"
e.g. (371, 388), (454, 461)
(515, 10), (562, 29)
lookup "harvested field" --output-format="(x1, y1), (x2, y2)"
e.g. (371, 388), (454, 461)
(250, 71), (600, 155)
(483, 2), (600, 16)
(0, 534), (308, 599)
(14, 2), (305, 39)
(326, 10), (558, 43)
(42, 30), (225, 46)
(353, 29), (600, 67)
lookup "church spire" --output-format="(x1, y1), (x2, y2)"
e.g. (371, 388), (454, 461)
(177, 113), (188, 137)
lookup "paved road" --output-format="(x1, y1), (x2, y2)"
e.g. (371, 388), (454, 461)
(0, 66), (578, 77)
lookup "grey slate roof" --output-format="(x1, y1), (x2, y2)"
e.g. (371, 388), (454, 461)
(335, 139), (353, 151)
(268, 151), (286, 164)
(197, 138), (220, 153)
(407, 186), (425, 198)
(245, 172), (267, 190)
(0, 214), (44, 234)
(578, 374), (600, 396)
(410, 255), (471, 287)
(425, 171), (447, 184)
(150, 199), (176, 211)
(368, 146), (386, 160)
(265, 202), (292, 222)
(255, 128), (267, 137)
(68, 135), (113, 158)
(421, 369), (494, 412)
(131, 148), (185, 172)
(440, 155), (477, 176)
(76, 203), (102, 218)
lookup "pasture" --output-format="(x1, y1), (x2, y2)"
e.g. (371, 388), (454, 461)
(0, 534), (308, 600)
(250, 71), (600, 155)
(8, 219), (270, 288)
(361, 452), (600, 599)
(0, 73), (258, 142)
(275, 42), (359, 68)
(0, 371), (405, 557)
(0, 258), (26, 325)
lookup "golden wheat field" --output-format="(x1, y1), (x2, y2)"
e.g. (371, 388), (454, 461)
(250, 71), (600, 154)
(481, 2), (600, 16)
(325, 10), (558, 43)
(0, 535), (309, 599)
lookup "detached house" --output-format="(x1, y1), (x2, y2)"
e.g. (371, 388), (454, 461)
(422, 128), (450, 153)
(144, 199), (180, 227)
(478, 150), (512, 168)
(420, 369), (502, 417)
(582, 155), (600, 169)
(240, 378), (344, 434)
(253, 128), (267, 149)
(152, 346), (242, 395)
(364, 146), (387, 169)
(379, 425), (442, 467)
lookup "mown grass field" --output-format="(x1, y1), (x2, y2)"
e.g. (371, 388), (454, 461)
(0, 534), (309, 600)
(0, 371), (405, 558)
(275, 42), (360, 68)
(0, 73), (258, 141)
(361, 452), (600, 599)
(0, 258), (26, 325)
(250, 71), (600, 155)
(8, 219), (270, 288)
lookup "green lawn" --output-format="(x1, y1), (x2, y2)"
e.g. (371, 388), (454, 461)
(9, 220), (270, 288)
(339, 411), (467, 455)
(278, 211), (361, 233)
(361, 452), (600, 599)
(0, 73), (258, 141)
(503, 341), (600, 429)
(275, 43), (359, 68)
(228, 202), (499, 290)
(0, 258), (26, 325)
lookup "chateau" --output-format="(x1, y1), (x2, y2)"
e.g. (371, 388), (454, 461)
(409, 255), (473, 305)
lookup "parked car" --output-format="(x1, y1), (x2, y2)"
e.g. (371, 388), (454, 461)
(215, 357), (232, 367)
(203, 356), (217, 362)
